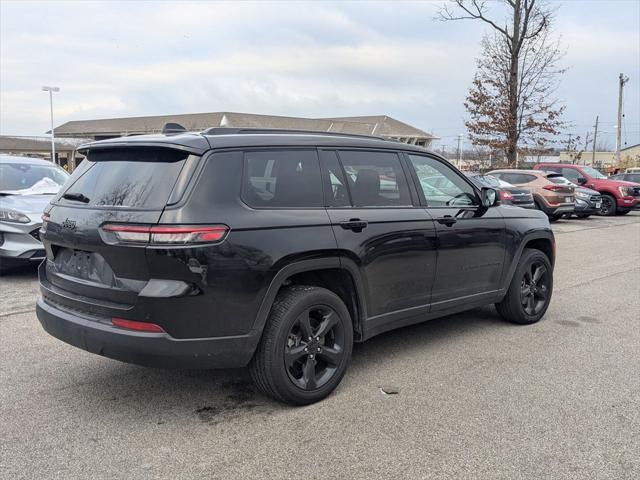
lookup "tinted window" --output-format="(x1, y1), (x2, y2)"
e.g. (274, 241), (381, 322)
(59, 148), (187, 208)
(498, 173), (536, 184)
(319, 151), (350, 207)
(242, 150), (322, 208)
(409, 155), (477, 207)
(337, 150), (411, 207)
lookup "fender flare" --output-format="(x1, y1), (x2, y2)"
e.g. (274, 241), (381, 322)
(502, 230), (555, 294)
(250, 257), (367, 340)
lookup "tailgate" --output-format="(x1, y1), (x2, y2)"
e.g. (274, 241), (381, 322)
(42, 147), (193, 306)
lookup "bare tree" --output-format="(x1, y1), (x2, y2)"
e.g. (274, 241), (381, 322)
(439, 0), (566, 164)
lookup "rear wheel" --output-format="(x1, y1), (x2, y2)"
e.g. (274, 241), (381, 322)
(249, 286), (353, 405)
(599, 194), (616, 216)
(495, 249), (553, 325)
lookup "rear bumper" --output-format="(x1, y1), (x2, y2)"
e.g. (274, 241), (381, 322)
(545, 204), (574, 216)
(36, 298), (257, 369)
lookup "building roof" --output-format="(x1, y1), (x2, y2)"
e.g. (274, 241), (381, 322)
(621, 143), (640, 152)
(52, 112), (437, 140)
(0, 136), (89, 152)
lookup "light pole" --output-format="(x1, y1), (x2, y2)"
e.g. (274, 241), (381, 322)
(42, 86), (60, 164)
(457, 134), (463, 169)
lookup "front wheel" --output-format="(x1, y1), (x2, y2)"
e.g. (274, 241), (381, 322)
(599, 194), (617, 216)
(495, 249), (553, 325)
(249, 286), (353, 405)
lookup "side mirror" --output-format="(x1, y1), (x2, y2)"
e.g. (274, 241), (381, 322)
(481, 187), (499, 207)
(576, 177), (587, 185)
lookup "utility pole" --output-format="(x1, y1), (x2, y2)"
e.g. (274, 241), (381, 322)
(583, 131), (591, 165)
(591, 115), (599, 166)
(457, 134), (463, 169)
(616, 73), (629, 164)
(42, 86), (60, 164)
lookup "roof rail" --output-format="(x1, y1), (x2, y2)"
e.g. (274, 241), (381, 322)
(201, 127), (388, 141)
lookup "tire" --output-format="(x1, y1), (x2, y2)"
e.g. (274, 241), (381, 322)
(598, 194), (616, 216)
(549, 214), (562, 222)
(576, 214), (590, 219)
(249, 286), (353, 405)
(617, 210), (631, 215)
(495, 249), (553, 325)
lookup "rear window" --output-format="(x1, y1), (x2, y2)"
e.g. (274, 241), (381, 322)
(242, 150), (322, 208)
(547, 175), (570, 184)
(58, 148), (188, 209)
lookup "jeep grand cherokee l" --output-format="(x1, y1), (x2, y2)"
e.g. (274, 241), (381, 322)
(37, 128), (555, 405)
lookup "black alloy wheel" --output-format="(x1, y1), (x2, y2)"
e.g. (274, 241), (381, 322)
(250, 286), (353, 405)
(599, 194), (616, 216)
(520, 260), (550, 316)
(284, 305), (345, 390)
(495, 248), (553, 325)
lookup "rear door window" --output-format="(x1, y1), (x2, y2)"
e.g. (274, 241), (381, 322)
(337, 150), (411, 207)
(58, 148), (188, 209)
(242, 150), (322, 208)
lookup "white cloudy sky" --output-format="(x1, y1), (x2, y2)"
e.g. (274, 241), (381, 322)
(1, 0), (638, 149)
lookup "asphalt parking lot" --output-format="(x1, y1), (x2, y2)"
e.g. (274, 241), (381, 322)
(1, 213), (639, 480)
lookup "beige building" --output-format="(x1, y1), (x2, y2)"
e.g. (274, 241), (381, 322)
(52, 112), (438, 147)
(619, 143), (640, 168)
(0, 136), (88, 170)
(559, 150), (615, 166)
(559, 144), (640, 168)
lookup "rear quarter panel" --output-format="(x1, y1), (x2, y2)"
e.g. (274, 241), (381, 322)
(152, 150), (338, 338)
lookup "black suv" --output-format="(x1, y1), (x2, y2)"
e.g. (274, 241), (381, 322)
(37, 128), (555, 405)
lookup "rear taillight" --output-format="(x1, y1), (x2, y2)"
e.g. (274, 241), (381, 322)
(112, 317), (165, 333)
(101, 224), (229, 245)
(499, 190), (513, 201)
(542, 185), (563, 192)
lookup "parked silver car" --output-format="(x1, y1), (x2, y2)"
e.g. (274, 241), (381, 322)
(0, 155), (68, 270)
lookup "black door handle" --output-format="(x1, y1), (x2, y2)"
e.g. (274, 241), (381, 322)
(436, 215), (457, 226)
(340, 219), (368, 232)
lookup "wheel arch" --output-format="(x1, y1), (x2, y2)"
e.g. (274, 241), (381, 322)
(502, 231), (555, 294)
(252, 257), (367, 342)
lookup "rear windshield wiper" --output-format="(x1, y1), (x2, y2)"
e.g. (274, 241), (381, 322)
(62, 192), (90, 203)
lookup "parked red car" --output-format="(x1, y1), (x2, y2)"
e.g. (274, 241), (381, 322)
(533, 164), (640, 216)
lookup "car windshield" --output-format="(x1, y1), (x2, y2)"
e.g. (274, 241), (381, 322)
(0, 162), (69, 194)
(468, 174), (501, 188)
(581, 166), (607, 179)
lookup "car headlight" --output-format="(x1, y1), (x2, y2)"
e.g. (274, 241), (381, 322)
(618, 186), (634, 197)
(0, 209), (31, 223)
(575, 191), (590, 199)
